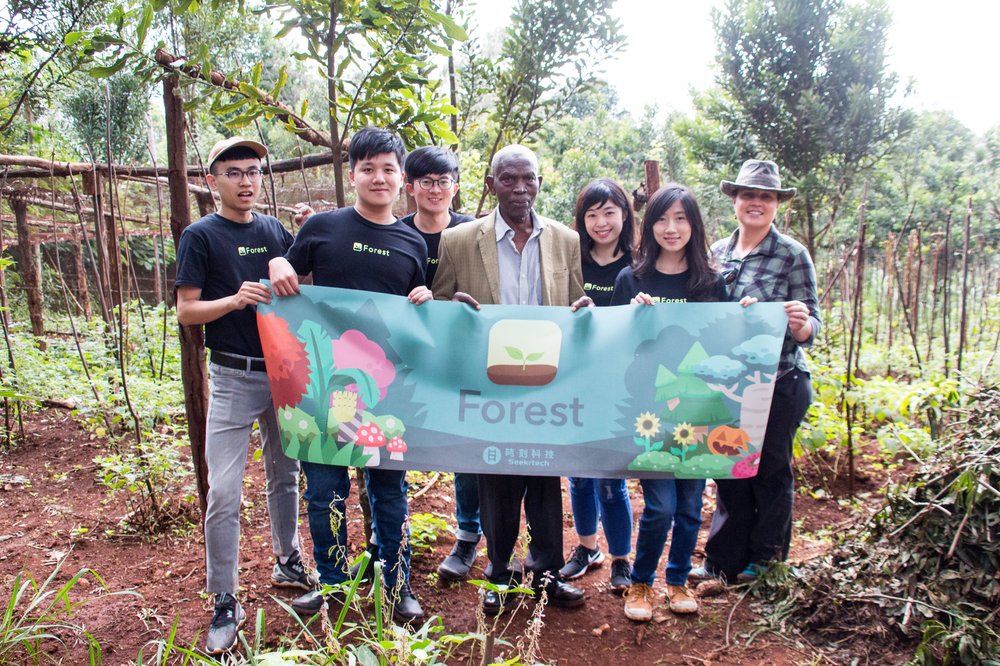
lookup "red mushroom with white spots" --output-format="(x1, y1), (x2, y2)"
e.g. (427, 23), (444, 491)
(353, 422), (386, 466)
(386, 436), (407, 461)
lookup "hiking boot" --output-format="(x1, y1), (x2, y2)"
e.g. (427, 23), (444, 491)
(390, 583), (424, 624)
(623, 583), (653, 622)
(437, 539), (478, 581)
(272, 550), (318, 591)
(609, 558), (631, 595)
(558, 544), (605, 580)
(205, 592), (246, 655)
(736, 563), (765, 583)
(666, 584), (699, 614)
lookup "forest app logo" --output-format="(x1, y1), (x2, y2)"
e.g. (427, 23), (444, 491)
(238, 245), (267, 256)
(486, 319), (561, 386)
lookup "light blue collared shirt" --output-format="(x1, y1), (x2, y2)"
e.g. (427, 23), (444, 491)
(494, 209), (543, 305)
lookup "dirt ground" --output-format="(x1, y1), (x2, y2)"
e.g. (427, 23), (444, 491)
(0, 409), (903, 665)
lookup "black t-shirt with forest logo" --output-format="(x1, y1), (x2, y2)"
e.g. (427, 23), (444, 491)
(399, 210), (475, 287)
(610, 267), (727, 305)
(175, 212), (293, 357)
(582, 253), (631, 307)
(284, 206), (428, 295)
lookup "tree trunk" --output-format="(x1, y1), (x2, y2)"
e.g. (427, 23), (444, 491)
(83, 171), (115, 326)
(327, 5), (346, 209)
(165, 76), (210, 520)
(12, 198), (45, 342)
(71, 227), (91, 319)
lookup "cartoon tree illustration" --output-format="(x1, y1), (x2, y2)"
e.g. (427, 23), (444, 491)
(655, 342), (734, 433)
(693, 334), (782, 447)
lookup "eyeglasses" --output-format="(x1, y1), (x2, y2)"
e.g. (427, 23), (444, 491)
(415, 177), (455, 190)
(221, 168), (263, 183)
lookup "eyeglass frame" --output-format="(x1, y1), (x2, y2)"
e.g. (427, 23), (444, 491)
(414, 176), (456, 190)
(219, 167), (264, 183)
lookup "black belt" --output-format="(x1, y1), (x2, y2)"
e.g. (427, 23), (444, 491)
(210, 350), (266, 372)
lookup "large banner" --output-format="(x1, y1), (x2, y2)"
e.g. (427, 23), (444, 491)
(256, 284), (787, 479)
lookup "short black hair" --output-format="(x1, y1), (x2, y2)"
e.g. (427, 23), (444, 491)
(404, 146), (460, 181)
(210, 146), (261, 174)
(348, 126), (406, 170)
(573, 178), (634, 265)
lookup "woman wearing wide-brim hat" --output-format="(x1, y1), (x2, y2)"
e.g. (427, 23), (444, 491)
(689, 159), (821, 584)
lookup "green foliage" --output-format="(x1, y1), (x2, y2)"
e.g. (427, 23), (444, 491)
(0, 559), (134, 664)
(63, 71), (152, 162)
(757, 386), (1000, 663)
(141, 554), (482, 664)
(93, 424), (196, 534)
(408, 512), (449, 552)
(709, 0), (913, 250)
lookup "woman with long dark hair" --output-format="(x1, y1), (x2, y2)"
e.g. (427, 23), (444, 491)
(559, 179), (635, 593)
(610, 184), (726, 621)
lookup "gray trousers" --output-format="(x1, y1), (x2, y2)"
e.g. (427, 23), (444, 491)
(205, 362), (301, 594)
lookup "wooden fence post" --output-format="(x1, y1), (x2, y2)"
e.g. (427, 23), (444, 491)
(164, 76), (210, 518)
(11, 198), (45, 343)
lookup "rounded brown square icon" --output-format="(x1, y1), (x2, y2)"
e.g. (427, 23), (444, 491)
(486, 319), (562, 386)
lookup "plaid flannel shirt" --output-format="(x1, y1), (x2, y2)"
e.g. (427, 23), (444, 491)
(711, 224), (821, 377)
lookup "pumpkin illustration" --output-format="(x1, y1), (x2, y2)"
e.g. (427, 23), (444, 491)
(706, 425), (751, 456)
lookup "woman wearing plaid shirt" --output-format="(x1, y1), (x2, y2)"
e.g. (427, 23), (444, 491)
(691, 159), (821, 584)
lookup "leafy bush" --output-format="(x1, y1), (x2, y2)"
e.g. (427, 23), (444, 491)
(757, 385), (1000, 663)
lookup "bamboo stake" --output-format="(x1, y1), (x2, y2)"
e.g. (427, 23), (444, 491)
(844, 191), (867, 497)
(942, 211), (953, 377)
(957, 198), (972, 372)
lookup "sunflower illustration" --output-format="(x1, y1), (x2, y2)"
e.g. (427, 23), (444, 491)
(634, 412), (661, 438)
(673, 422), (699, 445)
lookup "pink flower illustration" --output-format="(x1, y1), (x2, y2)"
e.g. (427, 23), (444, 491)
(331, 330), (396, 402)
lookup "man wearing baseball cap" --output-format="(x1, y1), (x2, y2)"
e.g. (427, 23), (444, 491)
(175, 137), (314, 654)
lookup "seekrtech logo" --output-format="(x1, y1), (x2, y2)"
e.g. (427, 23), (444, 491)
(353, 242), (390, 256)
(486, 319), (561, 386)
(238, 245), (268, 256)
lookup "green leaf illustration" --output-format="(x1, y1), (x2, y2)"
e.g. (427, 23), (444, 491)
(505, 346), (524, 361)
(525, 352), (544, 362)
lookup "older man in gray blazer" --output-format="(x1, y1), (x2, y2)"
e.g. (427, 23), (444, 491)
(432, 144), (591, 615)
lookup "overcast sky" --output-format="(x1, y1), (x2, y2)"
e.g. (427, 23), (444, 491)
(471, 0), (998, 135)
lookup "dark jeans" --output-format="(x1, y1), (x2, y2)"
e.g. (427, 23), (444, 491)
(705, 371), (812, 580)
(454, 472), (481, 543)
(302, 462), (411, 588)
(478, 473), (563, 584)
(630, 478), (705, 586)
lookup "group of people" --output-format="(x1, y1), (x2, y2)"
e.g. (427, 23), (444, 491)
(175, 126), (820, 655)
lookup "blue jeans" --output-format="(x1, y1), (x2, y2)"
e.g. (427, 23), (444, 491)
(302, 462), (411, 588)
(568, 477), (633, 557)
(630, 478), (705, 586)
(204, 362), (301, 594)
(454, 472), (481, 543)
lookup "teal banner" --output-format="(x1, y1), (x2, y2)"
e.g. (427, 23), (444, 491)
(256, 284), (787, 479)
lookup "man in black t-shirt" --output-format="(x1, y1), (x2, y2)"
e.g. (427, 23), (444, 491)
(269, 127), (432, 624)
(398, 147), (482, 583)
(175, 138), (312, 655)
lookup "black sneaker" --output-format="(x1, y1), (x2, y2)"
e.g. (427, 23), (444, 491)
(559, 545), (605, 580)
(205, 592), (246, 655)
(437, 539), (478, 581)
(609, 558), (631, 595)
(272, 550), (318, 591)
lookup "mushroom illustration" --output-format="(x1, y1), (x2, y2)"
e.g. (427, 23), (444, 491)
(386, 436), (407, 461)
(353, 422), (386, 465)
